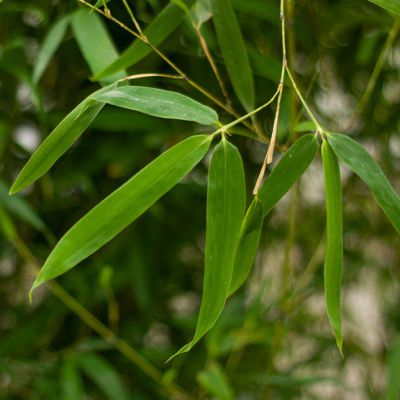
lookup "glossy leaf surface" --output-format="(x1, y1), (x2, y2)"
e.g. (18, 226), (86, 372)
(322, 140), (343, 352)
(92, 86), (219, 125)
(31, 135), (212, 290)
(171, 138), (245, 358)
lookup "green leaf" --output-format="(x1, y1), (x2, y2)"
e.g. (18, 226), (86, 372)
(61, 357), (84, 400)
(92, 86), (219, 125)
(10, 84), (116, 194)
(0, 180), (46, 232)
(170, 138), (245, 359)
(31, 135), (212, 291)
(77, 353), (129, 400)
(71, 10), (126, 83)
(33, 15), (70, 83)
(197, 362), (235, 400)
(321, 140), (343, 353)
(258, 134), (319, 217)
(211, 0), (254, 111)
(386, 335), (400, 400)
(368, 0), (400, 14)
(94, 1), (194, 81)
(229, 198), (263, 295)
(327, 132), (400, 233)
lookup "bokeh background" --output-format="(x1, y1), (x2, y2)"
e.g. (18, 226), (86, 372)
(1, 0), (400, 399)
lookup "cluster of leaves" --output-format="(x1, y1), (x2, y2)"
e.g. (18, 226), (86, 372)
(1, 0), (400, 399)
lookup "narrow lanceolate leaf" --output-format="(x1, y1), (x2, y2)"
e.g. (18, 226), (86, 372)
(94, 0), (194, 81)
(385, 336), (400, 400)
(322, 140), (343, 353)
(92, 86), (219, 126)
(33, 15), (70, 83)
(71, 10), (126, 83)
(368, 0), (400, 15)
(10, 84), (116, 194)
(170, 139), (245, 360)
(31, 135), (212, 291)
(258, 134), (319, 217)
(229, 198), (263, 295)
(327, 132), (400, 233)
(211, 0), (254, 111)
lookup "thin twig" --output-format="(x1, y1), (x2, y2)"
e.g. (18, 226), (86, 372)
(120, 72), (184, 82)
(120, 0), (144, 37)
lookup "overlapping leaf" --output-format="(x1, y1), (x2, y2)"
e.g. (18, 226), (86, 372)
(368, 0), (400, 14)
(170, 138), (245, 359)
(322, 140), (343, 352)
(31, 135), (212, 291)
(327, 132), (400, 233)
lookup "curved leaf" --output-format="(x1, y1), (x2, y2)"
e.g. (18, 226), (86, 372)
(94, 0), (194, 81)
(170, 138), (245, 359)
(327, 132), (400, 233)
(322, 140), (343, 353)
(33, 15), (70, 83)
(229, 198), (263, 295)
(258, 134), (319, 217)
(368, 0), (400, 14)
(71, 10), (126, 83)
(31, 135), (212, 291)
(10, 84), (116, 194)
(211, 0), (254, 110)
(92, 86), (219, 125)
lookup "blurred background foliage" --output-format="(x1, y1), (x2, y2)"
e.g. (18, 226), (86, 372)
(1, 0), (400, 399)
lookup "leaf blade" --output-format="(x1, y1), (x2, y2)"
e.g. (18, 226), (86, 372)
(327, 132), (400, 233)
(368, 0), (400, 15)
(322, 140), (343, 352)
(258, 134), (319, 217)
(33, 15), (70, 83)
(211, 0), (254, 111)
(92, 86), (219, 125)
(171, 139), (246, 359)
(94, 1), (194, 80)
(31, 135), (212, 290)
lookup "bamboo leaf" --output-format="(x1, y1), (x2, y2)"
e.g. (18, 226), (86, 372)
(211, 0), (254, 111)
(197, 362), (235, 400)
(94, 1), (194, 81)
(10, 84), (116, 195)
(258, 134), (319, 217)
(229, 198), (263, 295)
(170, 138), (245, 359)
(61, 357), (84, 400)
(321, 140), (343, 353)
(77, 353), (129, 400)
(327, 132), (400, 233)
(386, 335), (400, 400)
(92, 86), (219, 125)
(368, 0), (400, 14)
(32, 15), (70, 83)
(31, 135), (212, 291)
(71, 10), (126, 83)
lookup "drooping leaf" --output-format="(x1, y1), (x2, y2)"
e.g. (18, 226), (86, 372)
(31, 135), (212, 290)
(94, 0), (194, 81)
(229, 198), (264, 295)
(258, 134), (319, 217)
(211, 0), (254, 111)
(170, 138), (245, 359)
(368, 0), (400, 15)
(92, 86), (219, 125)
(77, 353), (129, 400)
(197, 362), (235, 400)
(33, 15), (70, 83)
(10, 84), (116, 194)
(71, 9), (126, 83)
(321, 140), (343, 353)
(327, 132), (400, 233)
